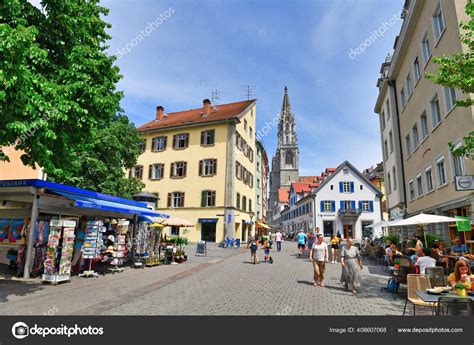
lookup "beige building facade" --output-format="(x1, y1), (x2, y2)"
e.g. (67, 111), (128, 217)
(134, 99), (257, 243)
(0, 147), (45, 180)
(375, 0), (473, 241)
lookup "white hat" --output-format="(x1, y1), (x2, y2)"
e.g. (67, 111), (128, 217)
(107, 235), (115, 242)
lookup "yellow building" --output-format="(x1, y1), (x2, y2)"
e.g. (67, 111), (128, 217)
(0, 147), (45, 180)
(134, 99), (257, 243)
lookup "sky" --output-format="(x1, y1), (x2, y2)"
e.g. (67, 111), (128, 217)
(32, 0), (405, 176)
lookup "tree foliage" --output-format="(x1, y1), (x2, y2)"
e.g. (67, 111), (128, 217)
(1, 0), (143, 197)
(426, 1), (473, 160)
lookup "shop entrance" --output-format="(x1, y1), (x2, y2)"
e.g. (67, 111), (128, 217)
(241, 222), (246, 242)
(201, 222), (216, 242)
(344, 224), (353, 239)
(323, 221), (334, 237)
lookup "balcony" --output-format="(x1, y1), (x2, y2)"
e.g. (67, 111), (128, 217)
(337, 208), (362, 219)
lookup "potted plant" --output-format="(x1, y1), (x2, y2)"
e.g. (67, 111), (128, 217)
(175, 249), (184, 263)
(394, 259), (401, 269)
(454, 283), (468, 297)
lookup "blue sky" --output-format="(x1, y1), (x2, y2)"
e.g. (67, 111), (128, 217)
(33, 0), (405, 175)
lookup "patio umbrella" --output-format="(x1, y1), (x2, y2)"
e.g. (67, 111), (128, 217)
(387, 213), (458, 246)
(160, 218), (194, 227)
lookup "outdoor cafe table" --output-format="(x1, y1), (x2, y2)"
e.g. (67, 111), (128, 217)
(415, 290), (474, 314)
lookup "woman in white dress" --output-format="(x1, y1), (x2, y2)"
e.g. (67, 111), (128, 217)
(340, 238), (363, 294)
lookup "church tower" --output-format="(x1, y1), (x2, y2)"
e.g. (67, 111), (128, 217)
(267, 87), (300, 225)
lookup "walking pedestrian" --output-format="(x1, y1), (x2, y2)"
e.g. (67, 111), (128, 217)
(263, 238), (273, 263)
(309, 233), (328, 287)
(296, 230), (307, 256)
(340, 238), (363, 294)
(330, 234), (340, 263)
(249, 239), (258, 264)
(275, 230), (283, 252)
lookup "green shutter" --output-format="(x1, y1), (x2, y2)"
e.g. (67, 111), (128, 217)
(201, 191), (206, 207)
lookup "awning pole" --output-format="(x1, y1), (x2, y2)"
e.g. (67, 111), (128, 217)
(131, 214), (138, 263)
(24, 190), (39, 279)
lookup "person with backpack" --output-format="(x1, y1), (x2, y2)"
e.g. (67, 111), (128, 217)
(263, 238), (273, 263)
(249, 239), (259, 264)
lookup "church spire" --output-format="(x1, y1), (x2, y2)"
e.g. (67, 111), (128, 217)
(280, 86), (293, 119)
(278, 86), (297, 148)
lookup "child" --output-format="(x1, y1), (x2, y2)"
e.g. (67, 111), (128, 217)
(250, 240), (258, 264)
(263, 239), (273, 264)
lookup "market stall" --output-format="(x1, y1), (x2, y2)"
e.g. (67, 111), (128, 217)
(0, 179), (169, 280)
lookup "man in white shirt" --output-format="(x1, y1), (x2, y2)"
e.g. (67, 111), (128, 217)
(415, 248), (436, 275)
(275, 230), (283, 252)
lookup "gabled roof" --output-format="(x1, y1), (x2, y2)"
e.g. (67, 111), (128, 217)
(298, 176), (320, 183)
(312, 161), (383, 197)
(278, 188), (289, 203)
(137, 99), (256, 133)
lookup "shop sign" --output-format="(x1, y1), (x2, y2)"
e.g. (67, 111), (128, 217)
(455, 176), (474, 191)
(455, 216), (471, 232)
(0, 180), (30, 188)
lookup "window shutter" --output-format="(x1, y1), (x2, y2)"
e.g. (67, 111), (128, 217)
(170, 163), (174, 178)
(210, 130), (215, 144)
(185, 133), (189, 147)
(213, 159), (217, 175)
(370, 201), (374, 212)
(201, 191), (206, 207)
(163, 136), (167, 149)
(340, 201), (344, 210)
(201, 131), (205, 145)
(149, 165), (153, 179)
(172, 135), (177, 148)
(183, 162), (187, 176)
(350, 182), (354, 193)
(320, 200), (324, 212)
(331, 201), (335, 212)
(167, 193), (172, 207)
(358, 201), (362, 210)
(182, 192), (185, 207)
(339, 182), (343, 192)
(160, 164), (164, 179)
(351, 200), (355, 209)
(199, 160), (203, 176)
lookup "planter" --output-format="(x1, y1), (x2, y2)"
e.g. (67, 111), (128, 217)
(176, 256), (184, 263)
(183, 255), (188, 261)
(455, 288), (467, 297)
(394, 264), (400, 269)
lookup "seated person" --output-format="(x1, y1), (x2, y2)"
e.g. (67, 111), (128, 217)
(388, 243), (402, 265)
(415, 248), (436, 275)
(407, 249), (417, 265)
(450, 238), (468, 256)
(447, 260), (472, 290)
(435, 241), (448, 265)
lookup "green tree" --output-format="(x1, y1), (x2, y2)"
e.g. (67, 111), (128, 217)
(1, 0), (143, 197)
(426, 1), (473, 159)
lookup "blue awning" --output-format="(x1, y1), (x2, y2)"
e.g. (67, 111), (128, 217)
(50, 191), (169, 218)
(198, 218), (218, 223)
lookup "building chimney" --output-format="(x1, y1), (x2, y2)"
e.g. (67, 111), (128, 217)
(202, 99), (211, 115)
(155, 106), (164, 120)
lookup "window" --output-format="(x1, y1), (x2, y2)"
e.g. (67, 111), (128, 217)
(361, 201), (370, 212)
(199, 159), (217, 176)
(392, 167), (397, 190)
(381, 110), (385, 131)
(236, 161), (242, 179)
(201, 190), (216, 207)
(149, 163), (164, 180)
(244, 119), (248, 131)
(330, 185), (333, 190)
(444, 87), (457, 112)
(344, 200), (353, 209)
(249, 127), (253, 138)
(451, 146), (465, 177)
(400, 88), (406, 108)
(405, 135), (411, 157)
(242, 196), (247, 211)
(421, 33), (431, 64)
(389, 131), (394, 153)
(425, 167), (434, 192)
(173, 133), (189, 149)
(249, 199), (252, 212)
(436, 157), (447, 186)
(384, 140), (389, 159)
(170, 161), (187, 178)
(257, 161), (260, 172)
(152, 136), (167, 151)
(167, 192), (185, 208)
(386, 99), (390, 120)
(387, 172), (392, 194)
(432, 3), (445, 42)
(416, 174), (423, 197)
(420, 112), (429, 139)
(430, 95), (441, 127)
(138, 140), (146, 153)
(170, 226), (179, 236)
(412, 124), (419, 148)
(257, 195), (260, 205)
(133, 165), (143, 180)
(257, 178), (261, 188)
(285, 151), (294, 165)
(200, 130), (215, 146)
(409, 180), (415, 201)
(406, 74), (413, 96)
(343, 168), (349, 175)
(343, 182), (351, 193)
(323, 200), (332, 212)
(360, 185), (363, 190)
(236, 193), (241, 209)
(414, 57), (421, 81)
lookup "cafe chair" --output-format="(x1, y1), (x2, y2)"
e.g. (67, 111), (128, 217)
(425, 267), (445, 287)
(403, 274), (434, 316)
(436, 297), (473, 316)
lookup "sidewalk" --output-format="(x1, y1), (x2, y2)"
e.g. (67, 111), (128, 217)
(0, 243), (245, 315)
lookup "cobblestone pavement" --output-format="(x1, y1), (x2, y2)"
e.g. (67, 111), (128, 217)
(105, 242), (413, 315)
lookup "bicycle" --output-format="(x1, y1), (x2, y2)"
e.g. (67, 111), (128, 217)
(223, 237), (240, 248)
